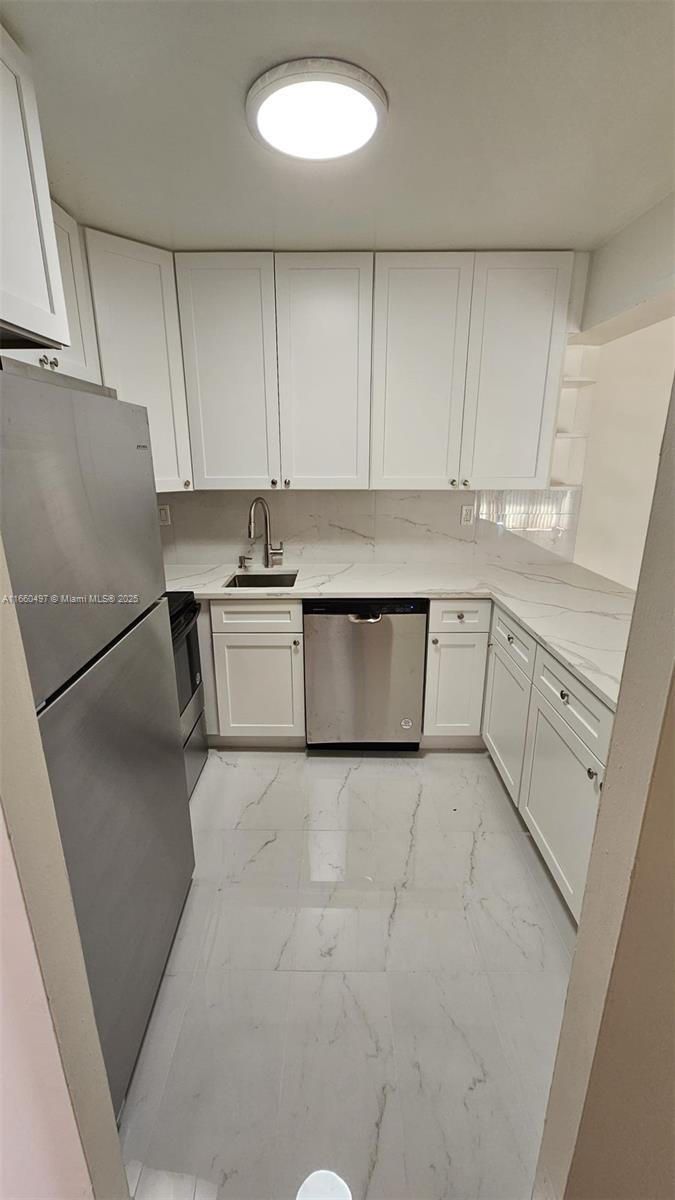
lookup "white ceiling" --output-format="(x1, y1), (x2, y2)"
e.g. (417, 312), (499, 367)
(3, 0), (673, 251)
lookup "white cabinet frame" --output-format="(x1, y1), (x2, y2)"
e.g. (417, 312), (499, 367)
(275, 252), (373, 489)
(213, 632), (305, 738)
(86, 229), (193, 492)
(460, 251), (573, 489)
(371, 252), (474, 489)
(423, 631), (488, 736)
(0, 26), (68, 346)
(176, 252), (281, 490)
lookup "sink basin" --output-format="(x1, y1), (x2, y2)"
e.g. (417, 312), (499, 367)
(224, 572), (298, 589)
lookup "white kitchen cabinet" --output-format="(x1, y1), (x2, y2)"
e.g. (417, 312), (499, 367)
(520, 688), (603, 920)
(423, 631), (488, 737)
(275, 253), (373, 489)
(0, 26), (68, 348)
(86, 230), (192, 492)
(482, 641), (531, 803)
(460, 251), (574, 489)
(213, 632), (305, 738)
(371, 252), (474, 489)
(9, 203), (101, 382)
(176, 252), (281, 490)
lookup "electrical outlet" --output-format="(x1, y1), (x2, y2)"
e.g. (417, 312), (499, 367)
(158, 504), (171, 527)
(460, 504), (475, 526)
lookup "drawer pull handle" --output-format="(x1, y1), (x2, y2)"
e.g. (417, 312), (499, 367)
(293, 639), (300, 647)
(457, 612), (465, 621)
(432, 637), (439, 645)
(587, 767), (598, 781)
(560, 689), (570, 704)
(506, 634), (515, 645)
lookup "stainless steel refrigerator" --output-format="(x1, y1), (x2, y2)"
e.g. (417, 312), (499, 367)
(0, 358), (195, 1116)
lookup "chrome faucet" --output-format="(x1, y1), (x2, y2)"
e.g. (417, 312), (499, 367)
(247, 496), (284, 568)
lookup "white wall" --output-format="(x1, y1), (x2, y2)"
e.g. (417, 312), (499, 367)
(573, 317), (674, 588)
(580, 193), (675, 339)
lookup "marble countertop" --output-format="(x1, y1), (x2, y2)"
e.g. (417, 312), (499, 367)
(165, 557), (634, 711)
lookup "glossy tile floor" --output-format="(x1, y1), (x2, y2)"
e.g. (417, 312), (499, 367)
(121, 750), (576, 1200)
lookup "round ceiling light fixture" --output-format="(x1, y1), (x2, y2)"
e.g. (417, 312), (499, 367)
(246, 58), (387, 160)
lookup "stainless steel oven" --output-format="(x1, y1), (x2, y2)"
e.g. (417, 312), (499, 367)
(168, 591), (208, 796)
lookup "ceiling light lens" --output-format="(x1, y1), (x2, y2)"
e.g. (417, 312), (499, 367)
(257, 80), (378, 160)
(246, 60), (387, 160)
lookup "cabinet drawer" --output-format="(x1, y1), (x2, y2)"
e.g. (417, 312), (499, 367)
(491, 606), (536, 678)
(429, 599), (491, 633)
(533, 646), (613, 763)
(210, 599), (303, 634)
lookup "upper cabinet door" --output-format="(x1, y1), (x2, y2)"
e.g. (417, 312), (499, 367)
(371, 253), (474, 489)
(460, 251), (573, 490)
(0, 27), (68, 348)
(86, 230), (193, 493)
(275, 253), (373, 489)
(176, 253), (281, 490)
(7, 202), (101, 382)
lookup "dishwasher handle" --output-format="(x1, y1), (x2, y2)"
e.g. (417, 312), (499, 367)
(348, 612), (382, 624)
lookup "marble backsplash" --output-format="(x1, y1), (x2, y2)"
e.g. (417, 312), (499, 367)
(160, 490), (479, 566)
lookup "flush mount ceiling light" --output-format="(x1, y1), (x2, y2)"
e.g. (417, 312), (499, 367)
(246, 58), (387, 160)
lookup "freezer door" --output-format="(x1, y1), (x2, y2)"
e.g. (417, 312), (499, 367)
(38, 599), (194, 1115)
(0, 360), (166, 705)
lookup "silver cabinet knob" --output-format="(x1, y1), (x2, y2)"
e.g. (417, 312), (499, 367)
(449, 478), (458, 487)
(587, 767), (598, 781)
(462, 479), (471, 487)
(284, 478), (291, 487)
(560, 689), (570, 704)
(293, 639), (300, 647)
(432, 637), (439, 645)
(183, 479), (191, 489)
(507, 633), (515, 645)
(457, 612), (465, 621)
(271, 478), (278, 487)
(39, 354), (49, 367)
(49, 356), (59, 368)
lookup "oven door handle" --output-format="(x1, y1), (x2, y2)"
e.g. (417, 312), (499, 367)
(348, 613), (382, 624)
(171, 602), (201, 647)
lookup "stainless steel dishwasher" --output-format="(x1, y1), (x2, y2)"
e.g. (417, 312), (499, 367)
(303, 599), (428, 747)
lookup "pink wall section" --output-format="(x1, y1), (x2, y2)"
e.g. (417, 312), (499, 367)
(0, 809), (93, 1200)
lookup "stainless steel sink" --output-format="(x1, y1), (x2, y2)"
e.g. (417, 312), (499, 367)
(223, 571), (298, 588)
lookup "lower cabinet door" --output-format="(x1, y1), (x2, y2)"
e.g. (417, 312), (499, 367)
(423, 632), (488, 736)
(213, 632), (305, 738)
(520, 689), (603, 920)
(482, 641), (531, 802)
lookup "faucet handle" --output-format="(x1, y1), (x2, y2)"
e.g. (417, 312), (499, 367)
(238, 554), (252, 570)
(268, 541), (284, 568)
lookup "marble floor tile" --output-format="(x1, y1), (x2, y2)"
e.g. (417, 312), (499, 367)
(388, 970), (533, 1200)
(200, 887), (298, 972)
(290, 889), (388, 972)
(119, 973), (194, 1176)
(462, 832), (572, 973)
(124, 750), (574, 1200)
(194, 829), (303, 887)
(511, 832), (578, 957)
(299, 830), (378, 888)
(382, 888), (481, 972)
(144, 970), (290, 1200)
(164, 881), (216, 976)
(275, 972), (409, 1200)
